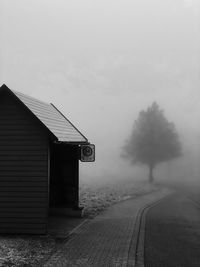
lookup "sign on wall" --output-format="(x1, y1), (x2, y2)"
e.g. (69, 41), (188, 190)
(80, 144), (95, 162)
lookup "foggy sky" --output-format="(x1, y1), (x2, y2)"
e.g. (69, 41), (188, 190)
(0, 0), (199, 182)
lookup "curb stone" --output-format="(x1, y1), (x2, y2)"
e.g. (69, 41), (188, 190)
(129, 191), (173, 267)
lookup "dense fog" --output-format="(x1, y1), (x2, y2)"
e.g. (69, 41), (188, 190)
(0, 0), (199, 186)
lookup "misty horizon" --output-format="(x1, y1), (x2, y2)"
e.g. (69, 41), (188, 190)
(0, 0), (199, 184)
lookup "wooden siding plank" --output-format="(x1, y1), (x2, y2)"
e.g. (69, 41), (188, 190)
(0, 213), (46, 218)
(0, 218), (46, 223)
(0, 229), (46, 234)
(0, 178), (46, 182)
(0, 223), (46, 228)
(0, 161), (47, 166)
(0, 194), (47, 198)
(0, 197), (47, 202)
(0, 192), (47, 197)
(0, 150), (47, 156)
(0, 128), (47, 136)
(0, 128), (44, 133)
(0, 168), (47, 174)
(0, 172), (47, 178)
(0, 157), (48, 161)
(0, 136), (47, 141)
(0, 147), (47, 152)
(0, 182), (47, 188)
(0, 202), (46, 207)
(0, 207), (46, 213)
(0, 140), (49, 145)
(0, 187), (46, 192)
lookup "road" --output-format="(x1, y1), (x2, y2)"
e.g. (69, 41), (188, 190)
(45, 187), (170, 267)
(45, 186), (200, 267)
(145, 192), (200, 267)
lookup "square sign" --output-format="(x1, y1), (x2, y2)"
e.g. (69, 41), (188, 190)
(80, 144), (95, 162)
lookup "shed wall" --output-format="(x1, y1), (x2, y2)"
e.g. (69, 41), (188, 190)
(0, 92), (49, 234)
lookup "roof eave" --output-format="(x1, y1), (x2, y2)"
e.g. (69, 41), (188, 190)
(54, 140), (89, 145)
(50, 103), (88, 143)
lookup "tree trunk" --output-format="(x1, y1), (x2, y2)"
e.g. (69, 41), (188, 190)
(149, 164), (154, 183)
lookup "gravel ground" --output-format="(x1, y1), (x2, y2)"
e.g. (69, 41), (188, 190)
(0, 235), (56, 267)
(0, 179), (156, 267)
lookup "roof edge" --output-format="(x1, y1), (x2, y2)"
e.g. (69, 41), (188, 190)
(0, 84), (9, 91)
(54, 141), (89, 145)
(50, 103), (88, 143)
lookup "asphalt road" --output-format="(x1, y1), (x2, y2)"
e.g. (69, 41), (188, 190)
(145, 193), (200, 267)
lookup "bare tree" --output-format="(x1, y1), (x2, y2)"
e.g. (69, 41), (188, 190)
(123, 102), (182, 183)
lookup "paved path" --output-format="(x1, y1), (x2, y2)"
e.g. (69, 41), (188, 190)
(145, 193), (200, 267)
(44, 188), (171, 267)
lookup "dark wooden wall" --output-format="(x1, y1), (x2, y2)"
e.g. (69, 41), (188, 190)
(0, 92), (49, 234)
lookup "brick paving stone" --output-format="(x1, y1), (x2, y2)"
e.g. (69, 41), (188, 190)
(44, 188), (171, 267)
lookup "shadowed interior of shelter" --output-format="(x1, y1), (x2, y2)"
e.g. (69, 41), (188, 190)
(49, 144), (79, 210)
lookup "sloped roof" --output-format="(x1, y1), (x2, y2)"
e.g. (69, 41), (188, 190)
(1, 85), (88, 143)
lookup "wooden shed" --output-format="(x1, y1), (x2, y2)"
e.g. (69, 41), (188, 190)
(0, 84), (89, 234)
